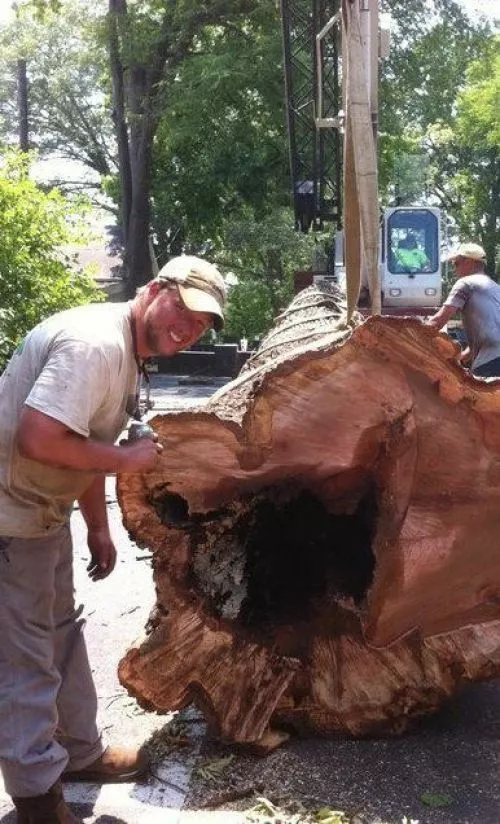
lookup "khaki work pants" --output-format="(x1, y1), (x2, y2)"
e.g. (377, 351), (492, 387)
(0, 525), (103, 797)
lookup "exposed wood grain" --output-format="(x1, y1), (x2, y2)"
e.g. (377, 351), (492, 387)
(118, 284), (500, 746)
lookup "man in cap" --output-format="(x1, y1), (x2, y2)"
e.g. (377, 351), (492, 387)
(426, 243), (500, 378)
(0, 256), (225, 823)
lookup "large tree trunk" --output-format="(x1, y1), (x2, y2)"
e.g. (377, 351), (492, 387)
(126, 150), (153, 297)
(108, 1), (153, 297)
(117, 284), (500, 750)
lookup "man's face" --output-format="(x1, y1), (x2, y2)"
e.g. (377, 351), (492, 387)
(140, 285), (213, 358)
(453, 256), (477, 278)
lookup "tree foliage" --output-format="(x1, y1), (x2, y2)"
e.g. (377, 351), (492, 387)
(381, 0), (490, 130)
(378, 0), (493, 201)
(0, 152), (103, 369)
(456, 36), (500, 150)
(0, 0), (496, 325)
(150, 8), (287, 259)
(106, 0), (271, 296)
(424, 36), (499, 274)
(0, 1), (115, 207)
(215, 210), (324, 340)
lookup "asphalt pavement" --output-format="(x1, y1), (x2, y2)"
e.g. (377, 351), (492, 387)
(1, 375), (500, 824)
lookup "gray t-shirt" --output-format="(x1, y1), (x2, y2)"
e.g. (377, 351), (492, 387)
(0, 301), (138, 537)
(444, 273), (500, 369)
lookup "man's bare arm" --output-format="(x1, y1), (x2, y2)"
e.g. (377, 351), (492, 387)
(79, 475), (108, 529)
(425, 304), (457, 331)
(79, 475), (117, 580)
(17, 407), (161, 474)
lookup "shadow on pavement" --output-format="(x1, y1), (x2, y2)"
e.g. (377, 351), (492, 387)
(0, 806), (128, 824)
(187, 680), (500, 824)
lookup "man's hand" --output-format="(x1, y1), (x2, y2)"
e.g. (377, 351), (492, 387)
(424, 304), (457, 331)
(87, 527), (117, 581)
(118, 439), (163, 473)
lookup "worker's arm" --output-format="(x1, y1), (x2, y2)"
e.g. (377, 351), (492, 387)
(17, 407), (162, 474)
(459, 345), (472, 366)
(425, 303), (457, 331)
(78, 475), (116, 581)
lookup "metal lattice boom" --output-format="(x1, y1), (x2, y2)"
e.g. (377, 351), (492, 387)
(280, 0), (342, 232)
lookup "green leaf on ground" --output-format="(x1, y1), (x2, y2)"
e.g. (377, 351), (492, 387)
(246, 799), (350, 824)
(196, 754), (235, 781)
(313, 810), (350, 824)
(420, 791), (453, 807)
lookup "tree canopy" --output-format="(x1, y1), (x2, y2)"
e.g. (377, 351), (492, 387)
(0, 0), (497, 339)
(214, 210), (324, 341)
(150, 10), (287, 259)
(0, 152), (102, 368)
(424, 36), (499, 274)
(0, 1), (113, 188)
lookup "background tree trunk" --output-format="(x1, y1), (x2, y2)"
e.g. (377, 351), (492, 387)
(483, 147), (498, 279)
(17, 58), (29, 152)
(109, 0), (132, 251)
(117, 284), (500, 750)
(106, 0), (261, 296)
(124, 65), (154, 296)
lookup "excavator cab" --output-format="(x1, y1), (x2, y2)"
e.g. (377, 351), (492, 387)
(314, 206), (442, 315)
(382, 207), (441, 309)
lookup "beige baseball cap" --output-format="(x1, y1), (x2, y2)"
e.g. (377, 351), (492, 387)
(156, 255), (226, 331)
(444, 242), (486, 263)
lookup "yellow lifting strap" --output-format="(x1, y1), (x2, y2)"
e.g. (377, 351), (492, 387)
(342, 0), (380, 318)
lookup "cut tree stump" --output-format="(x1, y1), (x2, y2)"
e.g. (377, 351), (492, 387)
(117, 284), (500, 749)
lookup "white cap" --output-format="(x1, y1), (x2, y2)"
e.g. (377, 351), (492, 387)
(156, 256), (226, 331)
(443, 243), (486, 263)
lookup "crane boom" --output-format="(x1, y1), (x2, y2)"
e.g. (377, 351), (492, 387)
(280, 0), (342, 233)
(281, 0), (381, 316)
(281, 0), (442, 318)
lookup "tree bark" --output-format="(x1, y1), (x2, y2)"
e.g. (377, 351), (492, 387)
(108, 0), (132, 262)
(483, 146), (498, 279)
(117, 268), (500, 750)
(17, 58), (29, 152)
(124, 64), (155, 296)
(107, 0), (154, 296)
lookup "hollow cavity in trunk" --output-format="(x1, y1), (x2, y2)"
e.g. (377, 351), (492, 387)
(156, 483), (377, 648)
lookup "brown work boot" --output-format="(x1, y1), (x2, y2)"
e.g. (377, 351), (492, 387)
(13, 780), (83, 823)
(62, 745), (149, 783)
